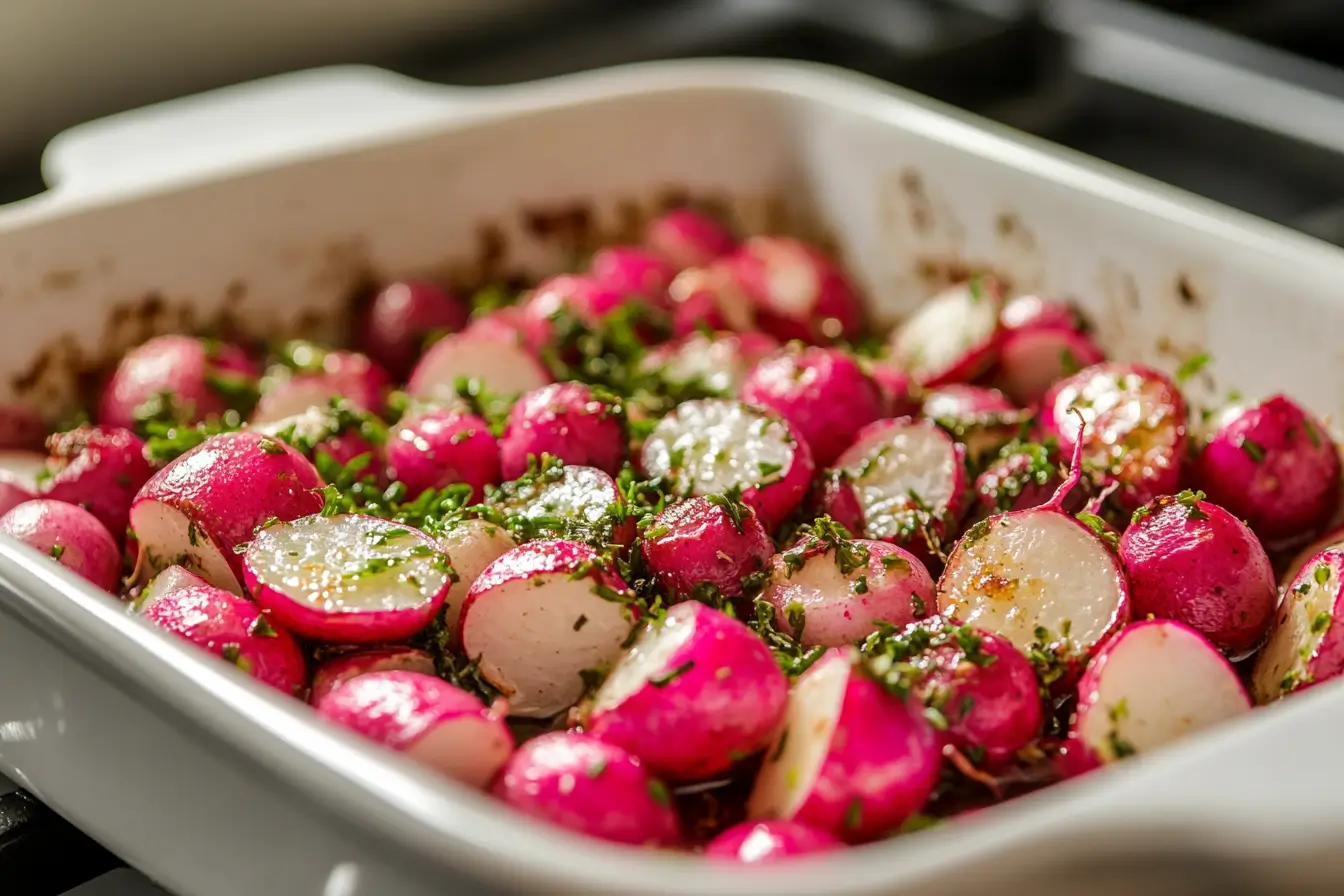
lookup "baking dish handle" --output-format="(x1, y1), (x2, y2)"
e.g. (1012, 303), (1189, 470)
(40, 65), (478, 199)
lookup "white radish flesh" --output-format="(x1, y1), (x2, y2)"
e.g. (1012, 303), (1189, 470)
(135, 564), (209, 613)
(406, 333), (551, 403)
(1252, 548), (1344, 703)
(436, 518), (517, 637)
(887, 279), (1003, 386)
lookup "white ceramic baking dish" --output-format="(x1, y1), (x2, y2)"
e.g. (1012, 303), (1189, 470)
(4, 59), (1344, 896)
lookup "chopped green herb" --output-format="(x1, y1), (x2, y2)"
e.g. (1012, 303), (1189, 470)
(1315, 564), (1331, 587)
(249, 614), (278, 638)
(704, 485), (749, 534)
(1238, 436), (1266, 463)
(770, 728), (790, 762)
(757, 460), (784, 479)
(586, 757), (608, 779)
(649, 660), (695, 688)
(853, 574), (869, 595)
(646, 779), (672, 808)
(910, 592), (928, 618)
(49, 544), (65, 561)
(923, 706), (949, 731)
(1107, 698), (1129, 722)
(1107, 731), (1137, 760)
(1059, 347), (1080, 377)
(1076, 512), (1119, 550)
(1174, 352), (1211, 385)
(1174, 489), (1209, 522)
(844, 798), (864, 831)
(220, 643), (243, 666)
(1312, 612), (1331, 635)
(257, 436), (285, 455)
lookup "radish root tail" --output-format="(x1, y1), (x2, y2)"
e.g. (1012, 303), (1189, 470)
(1046, 408), (1089, 510)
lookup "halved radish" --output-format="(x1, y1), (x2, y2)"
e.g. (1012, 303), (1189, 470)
(886, 278), (1004, 387)
(974, 441), (1064, 517)
(1000, 294), (1086, 332)
(436, 518), (518, 638)
(747, 648), (941, 842)
(640, 399), (813, 529)
(1281, 522), (1344, 589)
(667, 262), (758, 337)
(134, 564), (209, 613)
(1252, 548), (1344, 703)
(1073, 619), (1250, 763)
(492, 731), (682, 847)
(459, 540), (637, 718)
(731, 236), (865, 344)
(936, 440), (1129, 667)
(254, 350), (389, 422)
(920, 385), (1028, 467)
(0, 499), (122, 592)
(995, 327), (1106, 408)
(819, 418), (968, 557)
(128, 431), (324, 594)
(704, 820), (843, 863)
(243, 514), (453, 643)
(309, 645), (437, 704)
(762, 535), (935, 648)
(489, 462), (631, 548)
(315, 670), (512, 787)
(406, 332), (552, 404)
(645, 207), (738, 270)
(463, 306), (554, 356)
(1040, 362), (1187, 512)
(640, 330), (779, 397)
(585, 602), (788, 781)
(356, 280), (469, 379)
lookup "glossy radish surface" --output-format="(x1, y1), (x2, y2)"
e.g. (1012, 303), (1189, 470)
(385, 409), (499, 501)
(435, 518), (518, 638)
(98, 335), (258, 429)
(135, 564), (209, 613)
(640, 493), (773, 603)
(41, 425), (155, 542)
(357, 280), (468, 379)
(309, 646), (437, 705)
(704, 821), (842, 863)
(887, 278), (1003, 386)
(1252, 548), (1344, 703)
(244, 514), (453, 643)
(499, 382), (626, 479)
(0, 499), (122, 592)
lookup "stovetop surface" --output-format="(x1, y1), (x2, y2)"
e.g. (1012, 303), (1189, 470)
(8, 1), (1344, 893)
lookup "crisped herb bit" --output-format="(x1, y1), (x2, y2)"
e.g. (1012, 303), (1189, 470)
(142, 413), (244, 465)
(1173, 489), (1209, 522)
(187, 521), (200, 547)
(1174, 352), (1211, 385)
(1303, 419), (1323, 448)
(1059, 347), (1080, 377)
(981, 441), (1060, 514)
(220, 643), (244, 667)
(1107, 698), (1129, 722)
(452, 376), (513, 434)
(910, 592), (928, 618)
(646, 779), (672, 808)
(881, 553), (911, 573)
(648, 660), (695, 688)
(1280, 670), (1302, 693)
(705, 484), (750, 534)
(578, 667), (608, 695)
(784, 601), (807, 641)
(853, 574), (869, 595)
(922, 706), (949, 731)
(269, 397), (388, 456)
(748, 598), (825, 678)
(257, 436), (286, 455)
(1076, 512), (1119, 550)
(249, 614), (278, 638)
(689, 581), (734, 614)
(1237, 435), (1266, 463)
(960, 518), (993, 548)
(757, 460), (784, 479)
(49, 544), (65, 561)
(573, 614), (589, 632)
(797, 516), (870, 576)
(1026, 625), (1073, 689)
(1106, 730), (1137, 760)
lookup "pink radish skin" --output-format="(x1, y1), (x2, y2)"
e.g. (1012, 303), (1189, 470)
(490, 463), (634, 548)
(1252, 548), (1344, 703)
(460, 540), (637, 718)
(646, 208), (737, 269)
(974, 442), (1064, 516)
(1040, 363), (1187, 512)
(921, 385), (1027, 466)
(309, 646), (438, 705)
(385, 409), (499, 502)
(1120, 493), (1276, 659)
(587, 602), (788, 780)
(244, 514), (452, 644)
(0, 499), (121, 592)
(937, 437), (1130, 667)
(820, 418), (969, 557)
(254, 350), (389, 423)
(356, 280), (468, 379)
(522, 274), (634, 328)
(704, 821), (843, 863)
(731, 236), (864, 344)
(436, 519), (518, 638)
(868, 364), (921, 418)
(763, 538), (935, 648)
(492, 731), (681, 847)
(640, 331), (779, 397)
(1001, 295), (1086, 332)
(996, 327), (1106, 407)
(640, 399), (814, 530)
(315, 670), (512, 787)
(499, 382), (626, 480)
(640, 495), (774, 602)
(1191, 395), (1341, 549)
(740, 346), (886, 468)
(142, 584), (307, 696)
(129, 431), (323, 593)
(135, 564), (209, 613)
(588, 246), (677, 307)
(41, 425), (154, 541)
(887, 279), (1004, 387)
(407, 332), (553, 404)
(255, 404), (382, 472)
(98, 335), (258, 429)
(1073, 619), (1250, 763)
(748, 648), (941, 842)
(910, 623), (1042, 768)
(667, 262), (759, 337)
(463, 306), (554, 356)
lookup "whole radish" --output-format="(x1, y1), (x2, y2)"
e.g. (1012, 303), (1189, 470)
(1253, 548), (1344, 703)
(748, 647), (941, 842)
(739, 346), (886, 467)
(498, 382), (626, 480)
(492, 731), (681, 847)
(1191, 395), (1341, 549)
(762, 525), (935, 648)
(887, 278), (1004, 387)
(488, 460), (632, 548)
(407, 332), (552, 404)
(40, 425), (154, 541)
(436, 518), (518, 638)
(974, 441), (1064, 516)
(309, 646), (438, 704)
(142, 583), (307, 696)
(1039, 362), (1187, 512)
(254, 348), (389, 422)
(463, 306), (554, 356)
(1121, 490), (1276, 659)
(521, 274), (634, 327)
(729, 236), (864, 344)
(385, 409), (499, 502)
(356, 280), (468, 379)
(645, 208), (737, 269)
(667, 262), (759, 337)
(819, 418), (969, 559)
(867, 364), (921, 419)
(315, 670), (512, 787)
(0, 499), (121, 592)
(937, 434), (1130, 675)
(640, 492), (774, 603)
(1072, 619), (1249, 763)
(460, 540), (638, 718)
(134, 564), (208, 614)
(585, 601), (788, 780)
(640, 330), (779, 397)
(704, 821), (842, 863)
(640, 399), (814, 529)
(921, 385), (1027, 467)
(129, 431), (324, 593)
(99, 335), (258, 429)
(588, 246), (677, 307)
(244, 514), (454, 644)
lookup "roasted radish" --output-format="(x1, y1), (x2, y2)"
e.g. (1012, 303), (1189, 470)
(974, 441), (1064, 516)
(98, 335), (258, 429)
(588, 246), (677, 307)
(921, 385), (1027, 467)
(309, 646), (438, 704)
(407, 332), (552, 404)
(645, 208), (737, 269)
(356, 280), (468, 379)
(436, 518), (518, 637)
(498, 382), (626, 479)
(0, 499), (121, 592)
(887, 278), (1003, 387)
(385, 409), (500, 502)
(315, 670), (512, 787)
(704, 821), (842, 863)
(488, 461), (630, 548)
(640, 493), (773, 603)
(1252, 548), (1344, 703)
(640, 331), (779, 398)
(731, 236), (865, 344)
(40, 425), (154, 541)
(243, 514), (453, 644)
(134, 564), (209, 613)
